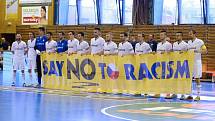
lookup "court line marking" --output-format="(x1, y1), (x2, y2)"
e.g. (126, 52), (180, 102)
(101, 102), (187, 121)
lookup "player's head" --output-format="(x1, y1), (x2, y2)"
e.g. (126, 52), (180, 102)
(93, 27), (101, 38)
(160, 30), (167, 41)
(189, 30), (196, 39)
(38, 27), (45, 36)
(77, 32), (84, 40)
(148, 34), (154, 40)
(106, 32), (113, 42)
(137, 33), (145, 41)
(68, 31), (75, 40)
(120, 32), (128, 41)
(176, 32), (183, 41)
(58, 31), (65, 40)
(41, 6), (46, 19)
(16, 33), (22, 41)
(46, 32), (53, 40)
(28, 32), (35, 39)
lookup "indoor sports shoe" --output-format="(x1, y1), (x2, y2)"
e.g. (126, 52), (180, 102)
(180, 95), (186, 100)
(185, 96), (193, 100)
(22, 83), (26, 87)
(171, 94), (178, 99)
(165, 94), (172, 99)
(153, 94), (160, 98)
(194, 96), (200, 101)
(11, 82), (15, 87)
(34, 84), (42, 88)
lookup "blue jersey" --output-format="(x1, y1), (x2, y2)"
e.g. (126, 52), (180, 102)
(35, 35), (47, 52)
(57, 39), (68, 53)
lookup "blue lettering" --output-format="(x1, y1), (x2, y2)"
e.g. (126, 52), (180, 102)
(174, 60), (190, 78)
(98, 63), (106, 79)
(138, 63), (153, 79)
(124, 64), (136, 80)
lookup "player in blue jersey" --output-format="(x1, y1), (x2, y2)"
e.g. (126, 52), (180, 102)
(57, 32), (68, 53)
(34, 27), (47, 88)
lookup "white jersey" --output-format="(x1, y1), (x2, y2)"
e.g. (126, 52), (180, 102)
(11, 40), (27, 59)
(90, 36), (105, 54)
(46, 40), (57, 53)
(157, 41), (172, 52)
(27, 39), (36, 60)
(118, 41), (134, 56)
(173, 40), (188, 51)
(104, 41), (118, 55)
(188, 38), (204, 61)
(68, 38), (79, 53)
(135, 42), (152, 54)
(77, 40), (89, 54)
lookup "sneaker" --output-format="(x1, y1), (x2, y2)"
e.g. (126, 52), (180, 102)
(153, 94), (160, 98)
(180, 95), (186, 100)
(34, 84), (41, 88)
(185, 96), (193, 100)
(171, 94), (178, 99)
(22, 83), (26, 87)
(194, 96), (200, 101)
(11, 82), (15, 86)
(165, 94), (172, 99)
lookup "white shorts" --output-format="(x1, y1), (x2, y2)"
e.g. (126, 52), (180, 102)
(28, 59), (36, 70)
(193, 60), (202, 78)
(13, 59), (25, 71)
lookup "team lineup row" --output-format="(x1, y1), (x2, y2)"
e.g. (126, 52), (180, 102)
(11, 27), (206, 101)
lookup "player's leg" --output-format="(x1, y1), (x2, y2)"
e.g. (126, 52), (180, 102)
(20, 60), (26, 87)
(194, 61), (202, 101)
(35, 55), (42, 88)
(12, 60), (18, 86)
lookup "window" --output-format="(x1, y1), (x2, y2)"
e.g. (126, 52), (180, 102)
(208, 0), (215, 24)
(68, 0), (78, 25)
(79, 0), (98, 24)
(124, 0), (133, 24)
(154, 0), (177, 25)
(100, 0), (120, 24)
(162, 0), (177, 24)
(180, 0), (203, 24)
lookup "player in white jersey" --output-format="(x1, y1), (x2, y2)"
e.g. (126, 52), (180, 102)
(77, 32), (89, 55)
(27, 32), (37, 85)
(118, 32), (134, 56)
(170, 32), (189, 99)
(135, 33), (152, 55)
(157, 31), (172, 53)
(152, 30), (172, 98)
(104, 32), (118, 55)
(68, 31), (79, 55)
(46, 32), (57, 53)
(11, 33), (27, 87)
(186, 30), (207, 101)
(90, 28), (105, 55)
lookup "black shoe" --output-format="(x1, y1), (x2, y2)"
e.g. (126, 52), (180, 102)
(11, 82), (15, 87)
(22, 83), (26, 87)
(185, 96), (193, 100)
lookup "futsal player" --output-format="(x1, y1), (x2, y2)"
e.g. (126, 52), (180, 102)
(67, 31), (79, 55)
(27, 32), (37, 86)
(104, 32), (118, 55)
(11, 33), (27, 87)
(186, 30), (207, 101)
(90, 28), (105, 55)
(57, 32), (68, 53)
(77, 32), (90, 55)
(34, 27), (47, 88)
(135, 32), (152, 55)
(46, 32), (57, 53)
(118, 32), (134, 56)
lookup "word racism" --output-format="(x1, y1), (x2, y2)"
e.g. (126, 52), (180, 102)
(43, 58), (190, 80)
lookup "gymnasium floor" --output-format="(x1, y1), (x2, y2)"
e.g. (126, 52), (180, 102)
(0, 71), (215, 121)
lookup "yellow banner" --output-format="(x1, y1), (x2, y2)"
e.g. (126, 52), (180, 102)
(41, 52), (194, 94)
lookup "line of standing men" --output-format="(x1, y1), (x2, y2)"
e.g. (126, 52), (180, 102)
(11, 27), (206, 101)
